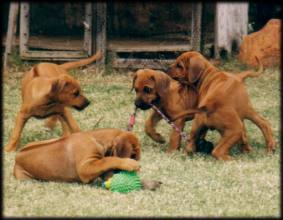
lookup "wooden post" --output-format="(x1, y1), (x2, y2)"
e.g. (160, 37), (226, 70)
(191, 2), (202, 51)
(214, 2), (248, 58)
(19, 2), (29, 57)
(95, 2), (107, 67)
(3, 2), (19, 72)
(84, 3), (92, 56)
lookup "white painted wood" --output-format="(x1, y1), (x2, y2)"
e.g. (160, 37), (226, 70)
(214, 2), (248, 57)
(84, 3), (92, 56)
(20, 2), (29, 56)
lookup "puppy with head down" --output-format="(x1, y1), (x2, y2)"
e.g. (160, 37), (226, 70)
(4, 52), (102, 152)
(14, 128), (141, 183)
(167, 51), (276, 160)
(132, 69), (200, 153)
(14, 128), (162, 190)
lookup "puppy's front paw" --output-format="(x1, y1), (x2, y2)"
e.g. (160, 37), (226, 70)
(267, 139), (276, 153)
(148, 132), (166, 143)
(121, 158), (141, 172)
(154, 133), (166, 143)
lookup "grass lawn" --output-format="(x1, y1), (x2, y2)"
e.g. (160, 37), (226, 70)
(2, 59), (280, 217)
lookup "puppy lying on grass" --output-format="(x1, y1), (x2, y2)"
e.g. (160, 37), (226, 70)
(14, 128), (162, 190)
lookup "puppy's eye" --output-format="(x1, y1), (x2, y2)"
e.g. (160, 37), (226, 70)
(176, 63), (182, 69)
(73, 91), (80, 97)
(143, 86), (152, 94)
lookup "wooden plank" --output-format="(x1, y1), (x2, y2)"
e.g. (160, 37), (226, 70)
(21, 51), (88, 60)
(3, 2), (19, 72)
(19, 3), (91, 61)
(84, 3), (92, 56)
(112, 58), (175, 70)
(214, 2), (248, 58)
(27, 36), (84, 51)
(96, 2), (107, 65)
(108, 41), (192, 52)
(19, 2), (29, 56)
(191, 2), (202, 51)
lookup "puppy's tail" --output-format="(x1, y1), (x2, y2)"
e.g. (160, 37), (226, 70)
(237, 56), (263, 82)
(59, 51), (102, 70)
(172, 108), (203, 121)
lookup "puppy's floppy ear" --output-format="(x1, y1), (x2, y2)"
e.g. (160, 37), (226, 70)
(112, 136), (133, 158)
(131, 72), (137, 92)
(31, 65), (39, 77)
(187, 56), (205, 84)
(51, 78), (67, 94)
(131, 141), (141, 160)
(150, 71), (170, 97)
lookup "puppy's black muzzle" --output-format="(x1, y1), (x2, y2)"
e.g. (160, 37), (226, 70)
(134, 99), (151, 110)
(74, 99), (90, 111)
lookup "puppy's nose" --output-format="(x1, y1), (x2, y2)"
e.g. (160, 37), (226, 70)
(134, 99), (142, 108)
(84, 99), (90, 107)
(80, 98), (90, 110)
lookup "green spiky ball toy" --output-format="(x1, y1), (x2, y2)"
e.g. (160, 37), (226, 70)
(103, 171), (142, 193)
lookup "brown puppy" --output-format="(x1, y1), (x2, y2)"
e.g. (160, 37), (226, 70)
(14, 128), (141, 183)
(132, 69), (200, 153)
(4, 51), (102, 152)
(167, 51), (276, 160)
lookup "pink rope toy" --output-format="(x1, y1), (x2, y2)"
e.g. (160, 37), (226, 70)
(126, 104), (188, 142)
(150, 103), (189, 141)
(127, 107), (138, 131)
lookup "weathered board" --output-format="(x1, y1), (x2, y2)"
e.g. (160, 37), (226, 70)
(108, 39), (192, 52)
(19, 2), (93, 60)
(84, 3), (92, 56)
(4, 2), (19, 71)
(191, 2), (202, 51)
(95, 2), (107, 65)
(20, 51), (88, 61)
(19, 3), (29, 57)
(214, 2), (248, 57)
(112, 58), (175, 70)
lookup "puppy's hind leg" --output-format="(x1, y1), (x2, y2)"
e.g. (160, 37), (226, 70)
(14, 164), (33, 180)
(211, 110), (243, 161)
(240, 123), (253, 153)
(245, 107), (276, 153)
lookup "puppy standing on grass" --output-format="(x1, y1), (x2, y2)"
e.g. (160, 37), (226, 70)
(132, 69), (200, 153)
(167, 51), (276, 160)
(4, 51), (102, 152)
